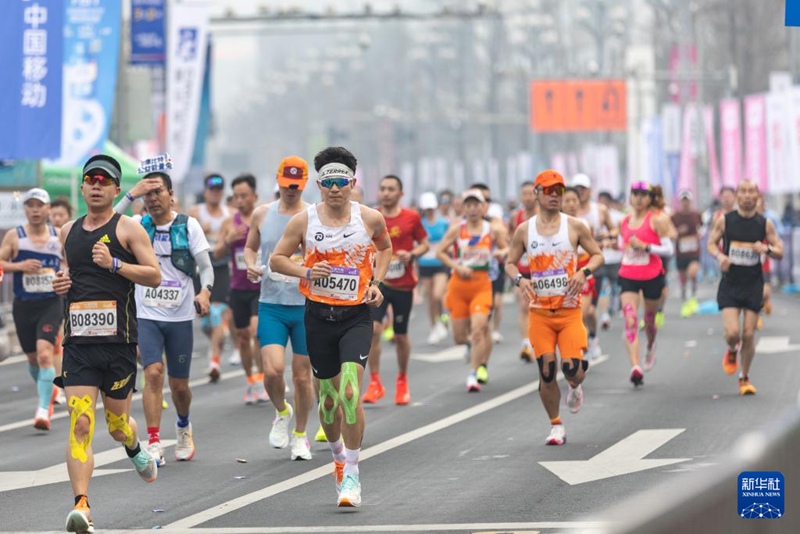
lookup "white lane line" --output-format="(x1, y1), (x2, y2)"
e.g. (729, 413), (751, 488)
(0, 369), (245, 434)
(166, 356), (609, 530)
(0, 354), (26, 366)
(412, 345), (466, 363)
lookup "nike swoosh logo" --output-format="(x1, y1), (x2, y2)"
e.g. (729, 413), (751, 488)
(359, 354), (368, 361)
(552, 242), (561, 246)
(343, 232), (356, 238)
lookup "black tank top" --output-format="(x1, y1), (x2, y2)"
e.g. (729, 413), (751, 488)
(722, 211), (766, 286)
(64, 214), (139, 345)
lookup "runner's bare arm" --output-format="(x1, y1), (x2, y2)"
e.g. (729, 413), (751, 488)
(435, 223), (461, 270)
(52, 221), (74, 295)
(115, 217), (161, 287)
(0, 230), (22, 272)
(504, 222), (528, 277)
(706, 215), (725, 257)
(187, 205), (210, 233)
(573, 219), (604, 273)
(656, 212), (678, 240)
(491, 219), (510, 258)
(365, 207), (392, 282)
(763, 219), (785, 260)
(243, 204), (267, 271)
(213, 216), (232, 260)
(600, 204), (618, 237)
(270, 211), (310, 279)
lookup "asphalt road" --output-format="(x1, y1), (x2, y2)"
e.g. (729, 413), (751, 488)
(1, 282), (799, 534)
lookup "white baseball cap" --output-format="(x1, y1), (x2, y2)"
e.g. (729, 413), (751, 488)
(571, 173), (592, 189)
(487, 203), (504, 220)
(22, 188), (50, 205)
(419, 192), (438, 210)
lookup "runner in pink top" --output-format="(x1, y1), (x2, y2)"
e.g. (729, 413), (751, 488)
(617, 181), (675, 387)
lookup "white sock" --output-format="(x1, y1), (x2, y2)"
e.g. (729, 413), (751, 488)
(329, 438), (345, 463)
(344, 447), (360, 475)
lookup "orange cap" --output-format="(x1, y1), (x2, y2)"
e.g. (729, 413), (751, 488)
(534, 169), (565, 189)
(276, 156), (309, 190)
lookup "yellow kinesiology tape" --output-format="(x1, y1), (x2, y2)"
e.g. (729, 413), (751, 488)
(318, 378), (339, 425)
(105, 409), (135, 448)
(68, 395), (95, 463)
(339, 362), (359, 425)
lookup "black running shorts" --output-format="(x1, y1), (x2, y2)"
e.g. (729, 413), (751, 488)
(305, 301), (373, 380)
(229, 289), (259, 329)
(717, 276), (763, 313)
(370, 285), (414, 335)
(12, 297), (63, 354)
(57, 343), (138, 400)
(619, 274), (665, 301)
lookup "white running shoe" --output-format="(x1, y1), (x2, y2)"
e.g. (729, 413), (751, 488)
(337, 473), (362, 507)
(147, 441), (166, 467)
(491, 330), (504, 344)
(546, 424), (566, 446)
(269, 403), (294, 448)
(600, 312), (611, 330)
(290, 434), (312, 461)
(426, 329), (441, 345)
(175, 423), (195, 461)
(466, 374), (481, 393)
(566, 384), (584, 414)
(54, 387), (67, 406)
(644, 341), (657, 371)
(588, 337), (601, 361)
(130, 446), (158, 483)
(227, 349), (241, 366)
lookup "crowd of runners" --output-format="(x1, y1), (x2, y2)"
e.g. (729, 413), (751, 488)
(0, 146), (785, 532)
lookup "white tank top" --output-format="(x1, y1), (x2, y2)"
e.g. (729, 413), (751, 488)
(527, 214), (579, 309)
(580, 202), (601, 236)
(197, 203), (230, 267)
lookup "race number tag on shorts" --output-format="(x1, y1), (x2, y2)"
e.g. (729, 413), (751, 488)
(143, 280), (183, 308)
(531, 268), (569, 297)
(385, 257), (406, 280)
(461, 248), (491, 268)
(678, 236), (700, 253)
(69, 301), (117, 337)
(22, 268), (55, 293)
(728, 241), (760, 266)
(622, 247), (649, 266)
(311, 266), (359, 301)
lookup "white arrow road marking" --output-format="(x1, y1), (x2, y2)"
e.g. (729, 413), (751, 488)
(755, 336), (800, 354)
(539, 429), (690, 485)
(0, 440), (176, 493)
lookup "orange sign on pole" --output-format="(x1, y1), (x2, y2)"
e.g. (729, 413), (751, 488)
(530, 79), (627, 132)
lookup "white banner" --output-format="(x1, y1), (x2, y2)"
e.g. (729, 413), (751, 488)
(166, 3), (209, 183)
(765, 92), (793, 194)
(661, 103), (682, 153)
(595, 145), (621, 198)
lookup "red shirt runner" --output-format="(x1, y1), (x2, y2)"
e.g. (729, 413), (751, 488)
(380, 208), (428, 291)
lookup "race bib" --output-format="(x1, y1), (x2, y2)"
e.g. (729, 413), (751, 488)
(143, 280), (183, 308)
(268, 252), (304, 284)
(69, 301), (117, 337)
(310, 266), (359, 301)
(234, 248), (247, 270)
(461, 248), (491, 268)
(531, 268), (569, 297)
(622, 247), (649, 266)
(728, 241), (760, 266)
(385, 257), (406, 280)
(22, 268), (55, 293)
(678, 236), (699, 253)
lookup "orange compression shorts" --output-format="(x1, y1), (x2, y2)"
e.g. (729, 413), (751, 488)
(445, 271), (493, 320)
(528, 307), (587, 360)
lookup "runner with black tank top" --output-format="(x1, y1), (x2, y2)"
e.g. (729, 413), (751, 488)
(0, 188), (64, 431)
(706, 180), (784, 396)
(52, 154), (161, 534)
(215, 173), (267, 404)
(189, 174), (231, 382)
(271, 147), (392, 508)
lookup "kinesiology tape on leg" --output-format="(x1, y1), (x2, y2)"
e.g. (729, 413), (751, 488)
(537, 358), (556, 383)
(318, 378), (339, 425)
(105, 410), (135, 448)
(623, 303), (638, 343)
(644, 310), (657, 339)
(68, 395), (95, 463)
(339, 362), (360, 425)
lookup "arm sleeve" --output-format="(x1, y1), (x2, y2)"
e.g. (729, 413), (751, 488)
(195, 249), (215, 290)
(113, 194), (133, 214)
(649, 236), (674, 258)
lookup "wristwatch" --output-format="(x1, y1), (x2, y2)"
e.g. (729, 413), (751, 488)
(370, 279), (383, 287)
(513, 273), (523, 287)
(205, 284), (213, 294)
(582, 267), (592, 278)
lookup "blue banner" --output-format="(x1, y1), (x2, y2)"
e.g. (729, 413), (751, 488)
(49, 0), (121, 167)
(787, 0), (800, 26)
(131, 0), (165, 65)
(0, 0), (63, 160)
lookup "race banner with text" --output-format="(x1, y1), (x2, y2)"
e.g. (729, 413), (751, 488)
(719, 98), (742, 188)
(131, 0), (165, 66)
(49, 0), (121, 167)
(765, 92), (793, 194)
(166, 2), (210, 183)
(0, 0), (63, 160)
(678, 104), (698, 197)
(743, 94), (768, 192)
(703, 106), (721, 196)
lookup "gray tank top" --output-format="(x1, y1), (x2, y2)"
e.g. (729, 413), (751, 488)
(259, 202), (305, 306)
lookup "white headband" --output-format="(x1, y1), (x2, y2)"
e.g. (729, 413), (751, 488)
(318, 162), (355, 180)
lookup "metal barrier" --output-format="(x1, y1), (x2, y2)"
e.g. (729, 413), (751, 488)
(594, 395), (800, 534)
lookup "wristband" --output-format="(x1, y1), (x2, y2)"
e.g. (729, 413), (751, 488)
(125, 192), (134, 202)
(305, 268), (311, 280)
(109, 257), (120, 274)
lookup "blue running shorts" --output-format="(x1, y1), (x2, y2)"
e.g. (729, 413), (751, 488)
(257, 302), (308, 356)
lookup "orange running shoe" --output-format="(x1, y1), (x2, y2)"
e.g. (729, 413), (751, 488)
(722, 345), (739, 375)
(739, 377), (757, 396)
(395, 375), (410, 405)
(332, 460), (345, 495)
(65, 495), (93, 533)
(362, 379), (385, 404)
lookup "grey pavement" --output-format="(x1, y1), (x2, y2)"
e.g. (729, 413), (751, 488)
(0, 282), (799, 533)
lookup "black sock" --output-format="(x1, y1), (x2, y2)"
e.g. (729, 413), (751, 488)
(124, 443), (141, 458)
(75, 494), (89, 507)
(589, 331), (596, 339)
